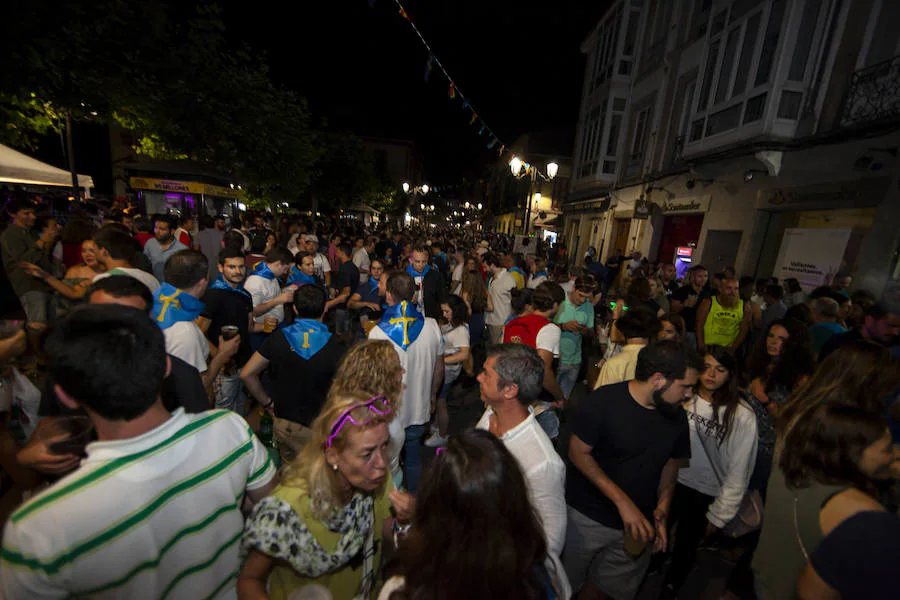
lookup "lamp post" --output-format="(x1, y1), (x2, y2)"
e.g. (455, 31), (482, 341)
(510, 158), (558, 235)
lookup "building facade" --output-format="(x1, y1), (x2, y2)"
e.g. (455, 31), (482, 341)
(565, 0), (900, 294)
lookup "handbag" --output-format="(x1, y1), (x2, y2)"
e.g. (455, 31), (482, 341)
(693, 401), (764, 538)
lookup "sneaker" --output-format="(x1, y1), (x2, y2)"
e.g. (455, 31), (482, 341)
(424, 432), (449, 448)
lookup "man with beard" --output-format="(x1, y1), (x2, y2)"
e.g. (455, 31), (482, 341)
(564, 341), (700, 600)
(199, 247), (254, 414)
(143, 215), (188, 282)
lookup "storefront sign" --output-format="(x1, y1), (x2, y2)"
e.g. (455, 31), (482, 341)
(659, 196), (710, 214)
(633, 199), (652, 220)
(773, 228), (852, 293)
(757, 179), (887, 210)
(129, 177), (244, 199)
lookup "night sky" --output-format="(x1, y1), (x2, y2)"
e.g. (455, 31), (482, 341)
(222, 0), (609, 184)
(43, 0), (611, 194)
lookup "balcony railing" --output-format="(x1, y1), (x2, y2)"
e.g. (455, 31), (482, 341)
(841, 54), (900, 128)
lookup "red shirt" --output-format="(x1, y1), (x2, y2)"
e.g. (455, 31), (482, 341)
(135, 232), (153, 249)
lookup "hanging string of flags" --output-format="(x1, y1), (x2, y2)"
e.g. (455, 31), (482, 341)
(372, 0), (508, 158)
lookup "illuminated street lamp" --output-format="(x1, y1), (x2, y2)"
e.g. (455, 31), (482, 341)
(402, 182), (410, 193)
(546, 162), (559, 179)
(508, 157), (559, 235)
(421, 184), (429, 194)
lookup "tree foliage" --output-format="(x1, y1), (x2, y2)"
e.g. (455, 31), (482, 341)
(0, 0), (320, 203)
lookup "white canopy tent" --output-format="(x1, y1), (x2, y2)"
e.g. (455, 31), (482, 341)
(0, 143), (93, 193)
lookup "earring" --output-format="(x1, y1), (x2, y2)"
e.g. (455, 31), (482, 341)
(332, 464), (338, 471)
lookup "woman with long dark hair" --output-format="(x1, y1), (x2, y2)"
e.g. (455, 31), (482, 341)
(743, 318), (815, 490)
(661, 346), (758, 597)
(751, 404), (894, 599)
(460, 269), (491, 347)
(380, 429), (570, 600)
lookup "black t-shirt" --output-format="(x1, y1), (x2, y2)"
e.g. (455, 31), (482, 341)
(258, 331), (346, 426)
(671, 284), (710, 332)
(661, 280), (678, 298)
(334, 261), (360, 309)
(39, 354), (209, 417)
(810, 510), (900, 600)
(201, 287), (254, 367)
(566, 381), (691, 528)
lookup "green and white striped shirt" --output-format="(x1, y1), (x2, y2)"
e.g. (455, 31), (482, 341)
(1, 408), (276, 599)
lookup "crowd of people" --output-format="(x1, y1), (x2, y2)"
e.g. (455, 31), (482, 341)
(0, 191), (898, 600)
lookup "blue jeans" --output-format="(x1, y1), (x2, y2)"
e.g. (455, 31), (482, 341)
(404, 424), (427, 493)
(557, 363), (580, 400)
(535, 404), (560, 440)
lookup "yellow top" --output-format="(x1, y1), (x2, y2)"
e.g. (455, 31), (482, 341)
(267, 479), (395, 600)
(703, 296), (744, 347)
(594, 344), (645, 389)
(510, 269), (526, 290)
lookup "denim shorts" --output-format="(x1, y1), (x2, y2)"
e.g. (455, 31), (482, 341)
(19, 291), (52, 325)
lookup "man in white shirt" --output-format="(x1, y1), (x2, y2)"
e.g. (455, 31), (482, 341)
(353, 236), (374, 284)
(151, 249), (239, 389)
(303, 234), (331, 286)
(1, 304), (276, 599)
(369, 271), (443, 493)
(92, 227), (160, 293)
(244, 247), (296, 335)
(484, 252), (516, 344)
(476, 343), (567, 559)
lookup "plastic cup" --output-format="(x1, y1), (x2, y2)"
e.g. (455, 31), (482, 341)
(221, 325), (239, 340)
(623, 533), (649, 558)
(263, 316), (277, 333)
(38, 416), (94, 457)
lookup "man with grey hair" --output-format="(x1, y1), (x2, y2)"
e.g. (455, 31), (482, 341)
(808, 296), (846, 355)
(476, 343), (567, 560)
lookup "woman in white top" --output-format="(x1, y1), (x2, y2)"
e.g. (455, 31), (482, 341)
(424, 295), (470, 448)
(660, 345), (758, 597)
(378, 429), (570, 600)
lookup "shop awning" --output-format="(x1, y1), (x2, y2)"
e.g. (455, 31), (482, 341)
(346, 203), (380, 213)
(0, 143), (94, 190)
(128, 176), (244, 199)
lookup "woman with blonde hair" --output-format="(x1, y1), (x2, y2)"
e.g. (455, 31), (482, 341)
(329, 339), (406, 486)
(239, 391), (412, 600)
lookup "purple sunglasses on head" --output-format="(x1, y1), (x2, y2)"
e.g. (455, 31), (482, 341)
(326, 395), (392, 448)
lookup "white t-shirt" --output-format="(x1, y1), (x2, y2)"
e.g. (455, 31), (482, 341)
(678, 395), (759, 528)
(93, 268), (161, 293)
(311, 252), (331, 282)
(536, 322), (561, 358)
(452, 262), (463, 284)
(1, 409), (275, 600)
(486, 269), (516, 326)
(244, 274), (284, 324)
(369, 316), (443, 428)
(352, 247), (371, 284)
(163, 321), (210, 373)
(527, 274), (548, 289)
(441, 324), (470, 385)
(476, 407), (567, 557)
